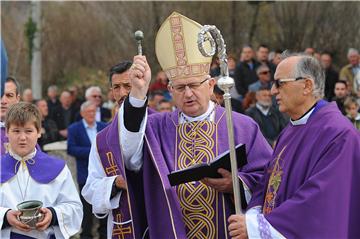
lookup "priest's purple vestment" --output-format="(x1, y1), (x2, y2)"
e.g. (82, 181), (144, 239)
(248, 102), (360, 238)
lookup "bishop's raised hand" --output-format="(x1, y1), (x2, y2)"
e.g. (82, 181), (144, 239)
(129, 55), (152, 100)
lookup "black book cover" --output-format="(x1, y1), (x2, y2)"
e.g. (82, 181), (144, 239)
(168, 144), (247, 186)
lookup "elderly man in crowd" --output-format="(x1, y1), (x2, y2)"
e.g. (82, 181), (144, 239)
(340, 48), (360, 94)
(22, 88), (34, 103)
(245, 87), (287, 147)
(46, 85), (60, 117)
(84, 86), (111, 122)
(50, 90), (76, 139)
(248, 64), (272, 92)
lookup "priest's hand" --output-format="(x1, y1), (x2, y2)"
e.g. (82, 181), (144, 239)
(6, 209), (31, 232)
(201, 168), (233, 193)
(35, 207), (52, 231)
(129, 55), (152, 100)
(115, 175), (127, 190)
(228, 214), (248, 239)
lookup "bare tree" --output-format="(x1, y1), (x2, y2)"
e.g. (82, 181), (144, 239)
(2, 1), (359, 94)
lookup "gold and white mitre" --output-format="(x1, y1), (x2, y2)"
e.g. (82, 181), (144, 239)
(155, 11), (212, 81)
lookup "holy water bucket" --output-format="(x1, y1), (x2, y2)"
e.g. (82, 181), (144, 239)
(17, 200), (44, 228)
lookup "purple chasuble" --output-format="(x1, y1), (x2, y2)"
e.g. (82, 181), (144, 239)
(1, 126), (9, 155)
(96, 114), (147, 239)
(248, 102), (360, 238)
(1, 150), (65, 183)
(142, 106), (272, 238)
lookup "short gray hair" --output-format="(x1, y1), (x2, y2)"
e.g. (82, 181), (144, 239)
(347, 48), (359, 58)
(85, 86), (102, 99)
(256, 64), (270, 75)
(47, 85), (58, 93)
(80, 100), (96, 112)
(281, 51), (325, 99)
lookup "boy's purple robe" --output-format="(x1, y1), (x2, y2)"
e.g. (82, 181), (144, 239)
(248, 102), (360, 238)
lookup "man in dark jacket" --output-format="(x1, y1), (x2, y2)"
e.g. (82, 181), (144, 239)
(246, 87), (288, 146)
(50, 90), (77, 139)
(36, 99), (60, 149)
(332, 80), (349, 115)
(256, 44), (276, 80)
(234, 45), (261, 97)
(46, 85), (61, 118)
(321, 52), (339, 101)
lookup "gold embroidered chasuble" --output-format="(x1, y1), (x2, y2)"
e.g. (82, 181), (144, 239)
(176, 120), (227, 239)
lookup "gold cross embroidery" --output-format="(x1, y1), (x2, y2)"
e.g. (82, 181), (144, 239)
(105, 152), (119, 176)
(263, 145), (287, 214)
(112, 214), (132, 239)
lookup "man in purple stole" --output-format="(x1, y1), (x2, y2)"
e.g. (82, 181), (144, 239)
(116, 12), (272, 239)
(228, 54), (360, 238)
(1, 77), (20, 155)
(82, 61), (149, 239)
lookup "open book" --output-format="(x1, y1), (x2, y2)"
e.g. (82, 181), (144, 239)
(168, 144), (247, 186)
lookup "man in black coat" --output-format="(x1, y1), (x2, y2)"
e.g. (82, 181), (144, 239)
(321, 52), (339, 101)
(36, 99), (60, 149)
(50, 90), (77, 139)
(234, 45), (261, 97)
(245, 87), (288, 146)
(256, 44), (276, 80)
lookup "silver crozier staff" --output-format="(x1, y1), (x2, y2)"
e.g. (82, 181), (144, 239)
(198, 26), (243, 215)
(134, 30), (144, 55)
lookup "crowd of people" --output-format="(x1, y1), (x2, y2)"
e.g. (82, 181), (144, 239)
(4, 45), (359, 152)
(1, 11), (360, 239)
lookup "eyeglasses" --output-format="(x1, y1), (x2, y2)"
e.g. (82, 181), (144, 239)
(259, 71), (270, 75)
(171, 78), (209, 93)
(271, 77), (306, 88)
(91, 95), (102, 99)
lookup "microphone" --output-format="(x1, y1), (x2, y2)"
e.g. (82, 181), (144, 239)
(134, 30), (144, 55)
